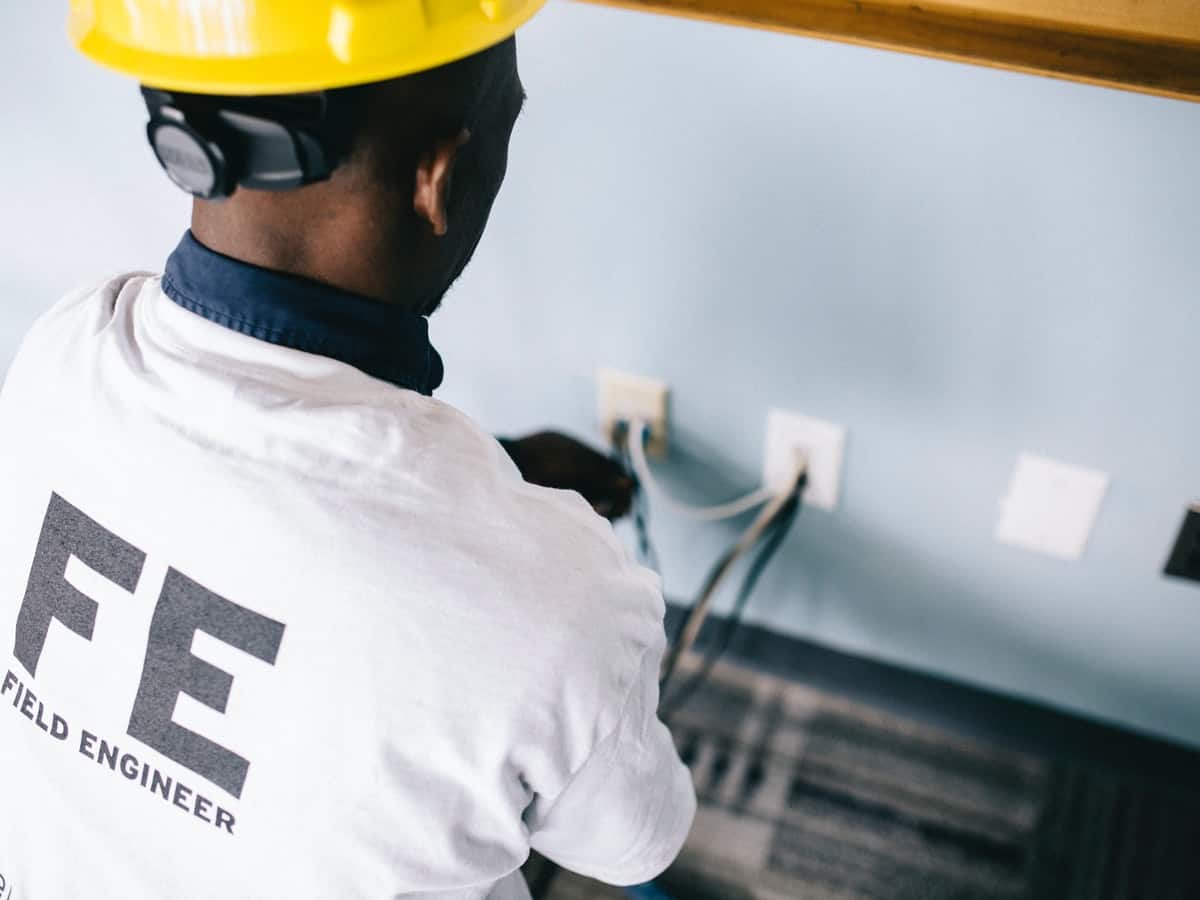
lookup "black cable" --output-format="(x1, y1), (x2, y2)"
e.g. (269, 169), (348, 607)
(661, 496), (797, 719)
(661, 468), (806, 690)
(632, 487), (661, 573)
(627, 446), (660, 572)
(704, 492), (800, 664)
(667, 537), (741, 652)
(660, 489), (802, 723)
(612, 420), (661, 572)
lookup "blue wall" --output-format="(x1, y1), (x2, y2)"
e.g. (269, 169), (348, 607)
(4, 3), (1200, 745)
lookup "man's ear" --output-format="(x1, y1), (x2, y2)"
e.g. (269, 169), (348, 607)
(413, 129), (471, 237)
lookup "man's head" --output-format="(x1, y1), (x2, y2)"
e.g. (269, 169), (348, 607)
(70, 0), (545, 313)
(177, 38), (524, 314)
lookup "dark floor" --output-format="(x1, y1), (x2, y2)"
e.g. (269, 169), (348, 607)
(528, 612), (1200, 900)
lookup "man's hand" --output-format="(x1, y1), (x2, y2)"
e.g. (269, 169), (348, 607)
(500, 431), (635, 521)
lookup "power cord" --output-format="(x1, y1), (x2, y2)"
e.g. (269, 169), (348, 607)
(659, 456), (807, 690)
(612, 421), (661, 572)
(660, 487), (801, 721)
(627, 418), (773, 522)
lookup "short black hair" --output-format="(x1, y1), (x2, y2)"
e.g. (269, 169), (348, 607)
(324, 37), (518, 164)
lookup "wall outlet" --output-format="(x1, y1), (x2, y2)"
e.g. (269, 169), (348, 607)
(597, 368), (670, 457)
(995, 453), (1109, 560)
(763, 409), (847, 511)
(1164, 505), (1200, 584)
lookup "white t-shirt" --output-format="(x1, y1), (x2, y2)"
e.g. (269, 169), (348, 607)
(0, 273), (695, 899)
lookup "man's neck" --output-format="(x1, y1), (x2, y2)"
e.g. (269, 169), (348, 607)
(191, 190), (414, 309)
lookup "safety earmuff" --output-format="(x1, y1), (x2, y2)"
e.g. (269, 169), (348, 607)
(141, 87), (340, 200)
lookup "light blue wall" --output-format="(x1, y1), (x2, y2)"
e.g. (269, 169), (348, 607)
(4, 3), (1200, 745)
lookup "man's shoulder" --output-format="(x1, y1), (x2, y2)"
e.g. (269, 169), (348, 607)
(49, 271), (157, 319)
(405, 403), (665, 634)
(16, 272), (156, 353)
(410, 404), (625, 567)
(3, 273), (153, 394)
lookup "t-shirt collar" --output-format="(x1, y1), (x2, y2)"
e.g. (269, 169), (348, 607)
(161, 231), (444, 396)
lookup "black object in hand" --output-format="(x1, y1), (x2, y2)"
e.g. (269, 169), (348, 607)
(500, 431), (634, 521)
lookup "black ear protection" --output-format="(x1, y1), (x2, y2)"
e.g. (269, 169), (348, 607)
(141, 87), (344, 200)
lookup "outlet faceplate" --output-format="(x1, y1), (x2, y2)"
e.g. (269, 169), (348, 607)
(763, 409), (847, 511)
(995, 454), (1109, 561)
(597, 369), (669, 457)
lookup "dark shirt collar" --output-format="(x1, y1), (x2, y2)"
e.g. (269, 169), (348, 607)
(161, 231), (444, 395)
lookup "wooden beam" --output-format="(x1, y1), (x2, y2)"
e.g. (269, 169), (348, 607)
(574, 0), (1200, 103)
(932, 1), (1200, 46)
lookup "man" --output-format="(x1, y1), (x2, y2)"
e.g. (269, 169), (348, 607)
(0, 3), (695, 898)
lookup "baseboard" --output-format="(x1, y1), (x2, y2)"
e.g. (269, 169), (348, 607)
(664, 603), (1200, 789)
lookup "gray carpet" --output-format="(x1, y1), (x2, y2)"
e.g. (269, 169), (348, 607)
(536, 660), (1200, 900)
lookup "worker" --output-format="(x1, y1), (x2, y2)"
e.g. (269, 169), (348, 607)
(0, 3), (696, 899)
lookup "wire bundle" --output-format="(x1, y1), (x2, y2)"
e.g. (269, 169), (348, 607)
(626, 421), (773, 523)
(620, 420), (807, 718)
(660, 485), (802, 721)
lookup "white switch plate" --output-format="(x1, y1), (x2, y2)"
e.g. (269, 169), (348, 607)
(995, 453), (1109, 560)
(763, 409), (847, 511)
(597, 368), (670, 457)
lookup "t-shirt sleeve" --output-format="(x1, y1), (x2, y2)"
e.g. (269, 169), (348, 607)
(527, 628), (697, 886)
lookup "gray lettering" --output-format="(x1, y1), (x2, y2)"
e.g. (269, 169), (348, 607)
(14, 494), (145, 677)
(50, 713), (69, 740)
(19, 688), (36, 721)
(119, 753), (140, 780)
(35, 699), (49, 732)
(193, 794), (212, 823)
(128, 568), (284, 798)
(150, 769), (172, 800)
(215, 806), (235, 835)
(79, 729), (97, 759)
(172, 781), (193, 812)
(1, 671), (16, 697)
(97, 738), (119, 770)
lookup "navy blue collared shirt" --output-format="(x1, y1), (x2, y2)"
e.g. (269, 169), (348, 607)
(162, 231), (444, 395)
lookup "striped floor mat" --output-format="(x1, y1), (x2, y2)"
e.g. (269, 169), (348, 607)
(534, 660), (1200, 900)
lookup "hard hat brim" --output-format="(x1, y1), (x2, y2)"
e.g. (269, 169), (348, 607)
(70, 0), (546, 95)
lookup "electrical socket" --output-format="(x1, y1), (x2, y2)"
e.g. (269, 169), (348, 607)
(1164, 504), (1200, 584)
(597, 368), (670, 457)
(763, 409), (847, 511)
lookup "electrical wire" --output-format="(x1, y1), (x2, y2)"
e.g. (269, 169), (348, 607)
(611, 421), (661, 572)
(625, 432), (662, 572)
(660, 491), (800, 721)
(659, 460), (806, 689)
(627, 419), (773, 522)
(632, 479), (662, 573)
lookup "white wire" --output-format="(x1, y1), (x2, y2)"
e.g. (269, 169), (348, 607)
(626, 418), (775, 522)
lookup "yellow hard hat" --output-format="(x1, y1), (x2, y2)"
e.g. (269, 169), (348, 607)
(68, 0), (547, 96)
